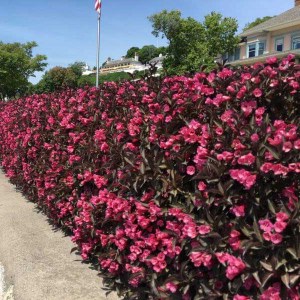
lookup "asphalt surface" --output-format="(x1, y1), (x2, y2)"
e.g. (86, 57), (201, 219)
(0, 170), (119, 300)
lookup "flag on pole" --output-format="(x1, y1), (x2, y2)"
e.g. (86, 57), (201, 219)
(95, 0), (101, 14)
(95, 0), (102, 87)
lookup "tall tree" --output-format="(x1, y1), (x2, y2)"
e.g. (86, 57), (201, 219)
(243, 16), (273, 32)
(0, 41), (47, 99)
(149, 10), (239, 74)
(138, 45), (158, 64)
(125, 47), (140, 58)
(35, 66), (78, 94)
(69, 61), (85, 77)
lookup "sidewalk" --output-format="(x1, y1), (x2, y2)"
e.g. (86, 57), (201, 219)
(0, 171), (119, 300)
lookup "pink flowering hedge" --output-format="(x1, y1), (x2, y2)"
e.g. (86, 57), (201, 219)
(0, 55), (300, 299)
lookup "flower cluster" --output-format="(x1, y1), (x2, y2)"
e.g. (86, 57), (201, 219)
(0, 56), (299, 299)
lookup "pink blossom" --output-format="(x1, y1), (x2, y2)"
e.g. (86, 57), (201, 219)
(274, 221), (287, 233)
(198, 181), (207, 191)
(253, 88), (263, 98)
(241, 100), (257, 117)
(233, 295), (250, 300)
(231, 205), (245, 217)
(259, 219), (273, 233)
(186, 165), (196, 175)
(276, 212), (289, 222)
(229, 230), (241, 251)
(251, 133), (260, 142)
(260, 283), (281, 300)
(229, 169), (257, 189)
(266, 57), (277, 64)
(190, 251), (212, 268)
(198, 225), (211, 235)
(166, 282), (178, 293)
(215, 127), (224, 135)
(237, 153), (255, 166)
(270, 233), (283, 245)
(217, 151), (234, 162)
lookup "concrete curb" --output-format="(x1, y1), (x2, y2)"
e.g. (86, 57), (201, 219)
(0, 171), (119, 300)
(0, 264), (14, 300)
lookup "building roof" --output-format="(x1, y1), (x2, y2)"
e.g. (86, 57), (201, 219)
(103, 58), (142, 68)
(241, 5), (300, 37)
(149, 55), (166, 64)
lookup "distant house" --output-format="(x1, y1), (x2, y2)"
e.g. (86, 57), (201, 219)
(82, 63), (96, 76)
(101, 54), (147, 74)
(227, 0), (300, 65)
(148, 54), (166, 70)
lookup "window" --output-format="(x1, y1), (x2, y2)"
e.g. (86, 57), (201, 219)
(258, 42), (265, 55)
(248, 43), (256, 58)
(275, 37), (284, 52)
(226, 47), (241, 62)
(292, 35), (300, 49)
(247, 41), (266, 58)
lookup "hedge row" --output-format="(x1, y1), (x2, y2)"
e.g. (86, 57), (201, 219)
(0, 55), (299, 299)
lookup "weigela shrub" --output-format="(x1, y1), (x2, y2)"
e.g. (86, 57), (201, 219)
(0, 55), (299, 299)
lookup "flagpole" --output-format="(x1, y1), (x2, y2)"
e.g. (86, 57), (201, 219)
(96, 12), (101, 88)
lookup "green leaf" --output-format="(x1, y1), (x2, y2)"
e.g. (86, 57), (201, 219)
(281, 273), (290, 288)
(287, 248), (299, 260)
(260, 261), (273, 272)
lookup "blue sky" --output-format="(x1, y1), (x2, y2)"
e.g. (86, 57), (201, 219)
(0, 0), (295, 83)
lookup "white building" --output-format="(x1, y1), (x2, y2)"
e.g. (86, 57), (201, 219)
(82, 63), (96, 76)
(101, 54), (148, 74)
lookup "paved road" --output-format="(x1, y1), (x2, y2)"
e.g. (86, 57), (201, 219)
(0, 170), (119, 300)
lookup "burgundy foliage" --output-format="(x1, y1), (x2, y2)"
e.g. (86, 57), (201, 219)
(0, 55), (299, 299)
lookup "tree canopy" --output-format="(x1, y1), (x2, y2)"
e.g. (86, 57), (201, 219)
(35, 64), (82, 94)
(125, 45), (167, 64)
(0, 41), (47, 99)
(148, 10), (239, 74)
(243, 16), (273, 32)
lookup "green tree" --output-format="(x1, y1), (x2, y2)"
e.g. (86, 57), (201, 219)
(243, 16), (273, 32)
(125, 47), (140, 58)
(138, 45), (158, 64)
(203, 12), (239, 59)
(69, 61), (85, 77)
(0, 41), (47, 99)
(35, 66), (78, 93)
(149, 10), (239, 74)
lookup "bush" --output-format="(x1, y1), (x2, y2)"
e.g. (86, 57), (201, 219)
(0, 55), (299, 299)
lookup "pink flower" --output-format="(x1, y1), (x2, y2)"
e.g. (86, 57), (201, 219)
(241, 101), (257, 117)
(274, 221), (287, 233)
(217, 151), (234, 162)
(215, 252), (229, 264)
(251, 133), (260, 142)
(229, 230), (241, 251)
(229, 169), (257, 189)
(215, 127), (224, 135)
(234, 295), (250, 300)
(259, 219), (273, 233)
(198, 225), (211, 235)
(190, 252), (212, 268)
(198, 181), (207, 191)
(231, 205), (245, 217)
(266, 56), (277, 64)
(186, 165), (195, 175)
(237, 153), (255, 166)
(260, 283), (281, 300)
(166, 282), (178, 293)
(253, 88), (263, 98)
(283, 141), (293, 152)
(276, 212), (289, 222)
